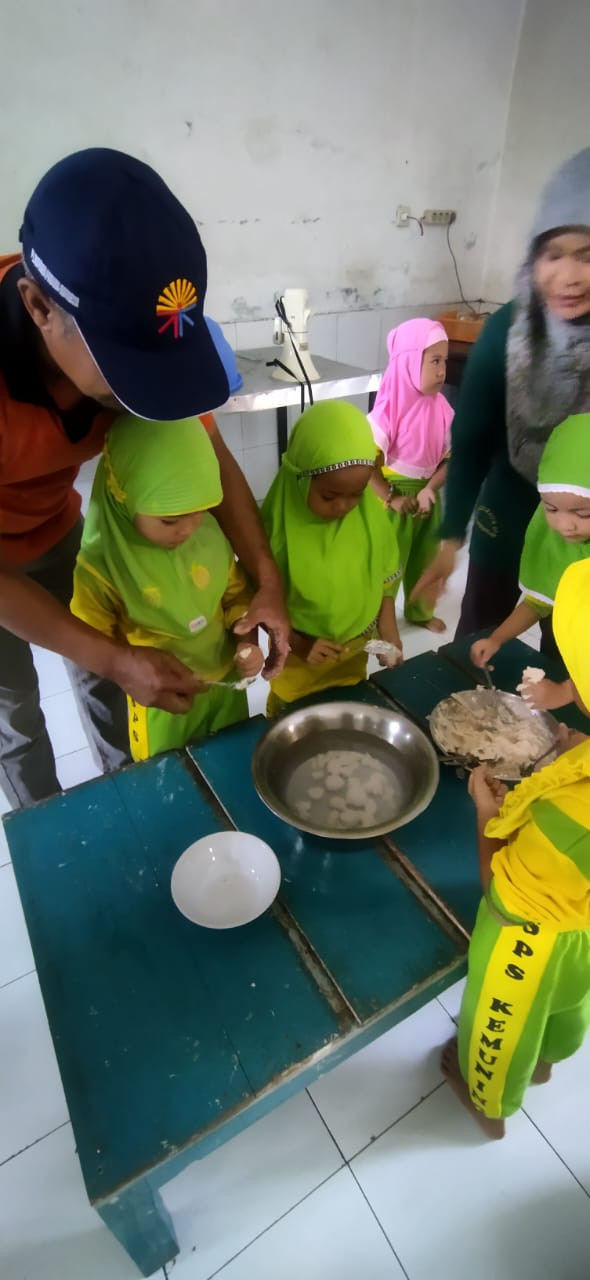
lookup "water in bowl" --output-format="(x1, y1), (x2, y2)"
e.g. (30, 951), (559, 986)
(285, 747), (402, 832)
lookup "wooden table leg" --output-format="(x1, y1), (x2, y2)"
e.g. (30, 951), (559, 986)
(97, 1177), (179, 1276)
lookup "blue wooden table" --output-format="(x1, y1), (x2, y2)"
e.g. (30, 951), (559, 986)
(4, 638), (546, 1275)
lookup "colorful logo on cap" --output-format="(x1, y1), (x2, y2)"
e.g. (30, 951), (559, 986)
(156, 278), (197, 339)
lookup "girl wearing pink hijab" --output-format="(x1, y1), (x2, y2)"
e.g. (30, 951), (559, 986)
(369, 318), (453, 632)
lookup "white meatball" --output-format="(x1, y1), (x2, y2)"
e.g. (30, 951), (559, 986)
(308, 786), (324, 801)
(325, 774), (344, 791)
(346, 781), (366, 808)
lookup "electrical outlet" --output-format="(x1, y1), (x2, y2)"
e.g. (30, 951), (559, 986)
(422, 209), (456, 226)
(395, 205), (411, 227)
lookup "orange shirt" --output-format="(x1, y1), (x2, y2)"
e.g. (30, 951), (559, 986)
(0, 254), (215, 566)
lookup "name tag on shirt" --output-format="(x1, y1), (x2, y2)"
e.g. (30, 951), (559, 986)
(188, 615), (208, 634)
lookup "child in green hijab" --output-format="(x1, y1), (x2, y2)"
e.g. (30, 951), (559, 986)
(471, 413), (590, 710)
(71, 415), (264, 760)
(261, 401), (402, 715)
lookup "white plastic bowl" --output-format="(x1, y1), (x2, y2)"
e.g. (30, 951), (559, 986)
(170, 831), (281, 929)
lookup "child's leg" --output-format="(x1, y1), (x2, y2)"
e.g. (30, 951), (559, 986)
(449, 898), (566, 1126)
(128, 687), (248, 760)
(403, 498), (444, 628)
(539, 953), (590, 1065)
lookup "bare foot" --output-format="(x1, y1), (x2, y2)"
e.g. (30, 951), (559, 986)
(414, 617), (447, 633)
(532, 1059), (553, 1085)
(441, 1038), (505, 1139)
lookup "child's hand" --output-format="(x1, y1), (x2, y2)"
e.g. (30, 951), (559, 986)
(235, 643), (265, 679)
(306, 638), (343, 666)
(556, 723), (588, 754)
(470, 637), (500, 668)
(519, 677), (569, 712)
(468, 765), (508, 823)
(388, 493), (417, 516)
(377, 643), (403, 668)
(416, 485), (436, 515)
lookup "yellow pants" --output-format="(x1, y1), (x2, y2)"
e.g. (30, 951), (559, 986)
(266, 646), (367, 717)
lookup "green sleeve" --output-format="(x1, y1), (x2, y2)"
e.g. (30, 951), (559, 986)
(439, 302), (512, 542)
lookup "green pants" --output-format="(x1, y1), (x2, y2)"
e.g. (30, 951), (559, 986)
(458, 893), (590, 1119)
(128, 685), (248, 761)
(387, 475), (441, 624)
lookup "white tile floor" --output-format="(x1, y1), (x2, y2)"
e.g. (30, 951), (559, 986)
(3, 549), (590, 1280)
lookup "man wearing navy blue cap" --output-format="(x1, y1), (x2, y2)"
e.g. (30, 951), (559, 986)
(0, 148), (288, 807)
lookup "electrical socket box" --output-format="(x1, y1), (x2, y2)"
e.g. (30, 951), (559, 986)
(422, 209), (456, 226)
(395, 205), (411, 227)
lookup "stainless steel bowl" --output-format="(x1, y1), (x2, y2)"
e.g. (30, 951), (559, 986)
(429, 689), (560, 782)
(251, 701), (439, 840)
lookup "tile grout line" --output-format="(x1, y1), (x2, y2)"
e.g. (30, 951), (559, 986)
(0, 966), (36, 992)
(0, 1119), (70, 1168)
(305, 1088), (347, 1163)
(307, 1077), (447, 1168)
(203, 1166), (346, 1280)
(435, 995), (460, 1023)
(348, 1163), (411, 1280)
(305, 1080), (452, 1278)
(521, 1107), (590, 1200)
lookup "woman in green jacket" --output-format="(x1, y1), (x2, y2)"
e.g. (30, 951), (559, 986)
(414, 149), (590, 650)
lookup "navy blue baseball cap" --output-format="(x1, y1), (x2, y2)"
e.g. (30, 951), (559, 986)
(19, 148), (229, 419)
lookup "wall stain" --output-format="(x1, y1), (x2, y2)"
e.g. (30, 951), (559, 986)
(231, 296), (264, 320)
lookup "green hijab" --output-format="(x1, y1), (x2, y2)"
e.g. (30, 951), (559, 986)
(261, 401), (397, 641)
(78, 415), (235, 669)
(519, 413), (590, 606)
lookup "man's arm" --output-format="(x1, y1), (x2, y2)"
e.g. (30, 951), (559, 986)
(207, 420), (289, 677)
(0, 566), (201, 712)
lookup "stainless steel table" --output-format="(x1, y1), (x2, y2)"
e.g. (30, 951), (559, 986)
(225, 347), (382, 461)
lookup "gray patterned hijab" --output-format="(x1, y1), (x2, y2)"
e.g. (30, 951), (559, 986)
(507, 148), (590, 484)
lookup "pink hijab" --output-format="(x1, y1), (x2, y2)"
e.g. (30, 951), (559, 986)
(369, 318), (453, 479)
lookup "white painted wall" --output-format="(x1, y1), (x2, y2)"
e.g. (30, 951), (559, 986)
(482, 0), (590, 302)
(2, 0), (522, 326)
(1, 0), (529, 496)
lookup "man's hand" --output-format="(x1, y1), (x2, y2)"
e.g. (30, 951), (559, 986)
(235, 642), (265, 679)
(467, 765), (507, 825)
(108, 646), (206, 712)
(234, 583), (290, 679)
(410, 539), (460, 607)
(306, 638), (343, 666)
